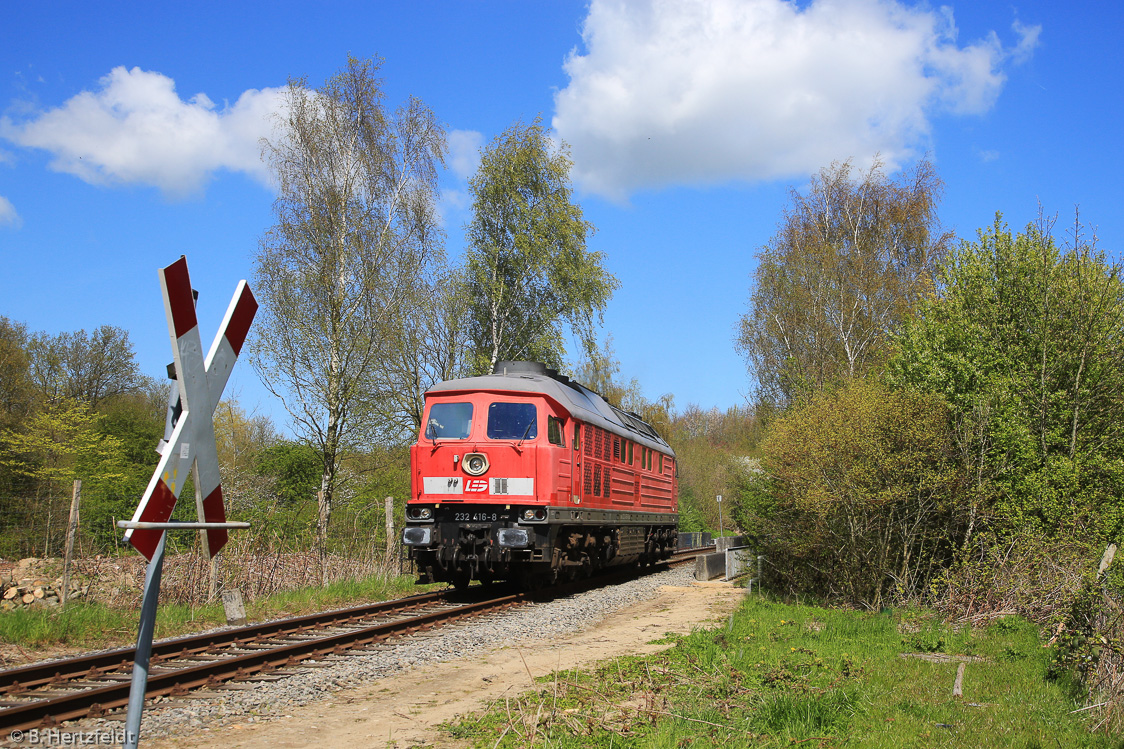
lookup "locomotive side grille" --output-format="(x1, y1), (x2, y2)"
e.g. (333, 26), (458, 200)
(593, 465), (602, 496)
(603, 430), (611, 461)
(585, 426), (593, 457)
(594, 428), (603, 460)
(584, 463), (592, 494)
(603, 467), (611, 498)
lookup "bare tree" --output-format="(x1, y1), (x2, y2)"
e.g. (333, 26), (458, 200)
(369, 263), (471, 441)
(737, 158), (952, 406)
(26, 325), (140, 408)
(250, 56), (446, 565)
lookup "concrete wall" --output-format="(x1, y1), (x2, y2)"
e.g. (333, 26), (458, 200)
(678, 531), (715, 549)
(725, 547), (755, 580)
(694, 551), (726, 581)
(678, 532), (703, 549)
(715, 535), (749, 553)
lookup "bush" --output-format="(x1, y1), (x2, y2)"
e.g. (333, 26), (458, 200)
(733, 379), (966, 608)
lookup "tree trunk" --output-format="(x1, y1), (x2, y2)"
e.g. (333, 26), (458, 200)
(316, 473), (331, 585)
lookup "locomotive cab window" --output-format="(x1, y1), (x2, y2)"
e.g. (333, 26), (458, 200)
(548, 416), (564, 446)
(488, 402), (538, 440)
(425, 402), (473, 440)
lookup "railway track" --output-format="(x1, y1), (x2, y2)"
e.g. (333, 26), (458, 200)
(0, 549), (707, 735)
(0, 589), (524, 735)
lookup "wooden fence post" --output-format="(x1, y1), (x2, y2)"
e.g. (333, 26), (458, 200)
(385, 496), (395, 559)
(61, 480), (81, 605)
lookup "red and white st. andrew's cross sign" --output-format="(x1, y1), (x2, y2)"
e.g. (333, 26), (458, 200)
(125, 257), (257, 561)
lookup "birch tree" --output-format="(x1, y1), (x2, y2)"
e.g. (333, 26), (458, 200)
(368, 263), (471, 440)
(250, 56), (445, 560)
(465, 117), (616, 373)
(737, 158), (951, 406)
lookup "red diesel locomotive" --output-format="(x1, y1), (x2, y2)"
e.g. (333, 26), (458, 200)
(402, 361), (678, 588)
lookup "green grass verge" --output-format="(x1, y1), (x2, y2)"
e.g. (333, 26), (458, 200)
(0, 573), (436, 653)
(444, 595), (1121, 748)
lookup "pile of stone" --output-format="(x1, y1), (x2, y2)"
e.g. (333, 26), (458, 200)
(0, 558), (88, 611)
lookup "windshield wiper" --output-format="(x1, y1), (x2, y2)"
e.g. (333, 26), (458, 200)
(515, 420), (535, 449)
(425, 421), (442, 452)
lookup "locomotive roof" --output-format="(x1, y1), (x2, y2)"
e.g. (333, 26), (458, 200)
(427, 362), (673, 453)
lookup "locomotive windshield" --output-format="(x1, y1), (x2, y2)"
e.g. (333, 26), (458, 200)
(425, 402), (473, 439)
(487, 402), (537, 440)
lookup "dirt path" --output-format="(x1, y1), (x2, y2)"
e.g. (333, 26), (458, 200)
(154, 580), (744, 749)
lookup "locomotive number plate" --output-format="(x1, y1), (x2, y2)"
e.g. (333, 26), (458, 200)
(453, 512), (509, 522)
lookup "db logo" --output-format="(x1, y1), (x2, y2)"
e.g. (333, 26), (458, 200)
(465, 479), (489, 493)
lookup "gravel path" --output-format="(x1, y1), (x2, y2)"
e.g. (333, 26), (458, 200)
(124, 566), (697, 740)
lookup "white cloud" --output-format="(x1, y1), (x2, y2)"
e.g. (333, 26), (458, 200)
(553, 0), (1039, 200)
(448, 129), (484, 182)
(0, 67), (286, 198)
(438, 129), (485, 218)
(0, 196), (21, 229)
(1011, 20), (1042, 65)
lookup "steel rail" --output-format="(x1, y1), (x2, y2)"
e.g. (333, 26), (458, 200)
(0, 590), (448, 696)
(0, 591), (525, 733)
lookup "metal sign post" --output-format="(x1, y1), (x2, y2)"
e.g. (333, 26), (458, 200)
(717, 495), (724, 541)
(117, 521), (250, 749)
(118, 257), (256, 748)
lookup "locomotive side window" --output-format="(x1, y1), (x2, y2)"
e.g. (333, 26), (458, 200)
(487, 402), (538, 440)
(426, 402), (473, 439)
(627, 441), (633, 465)
(548, 416), (564, 446)
(574, 423), (581, 450)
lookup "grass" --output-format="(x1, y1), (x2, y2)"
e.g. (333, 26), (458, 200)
(0, 573), (436, 655)
(443, 595), (1123, 748)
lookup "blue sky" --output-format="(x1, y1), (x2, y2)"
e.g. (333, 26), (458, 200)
(1, 1), (1120, 430)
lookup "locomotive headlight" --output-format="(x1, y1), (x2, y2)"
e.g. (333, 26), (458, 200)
(463, 452), (489, 476)
(402, 527), (433, 545)
(407, 507), (433, 520)
(497, 528), (530, 548)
